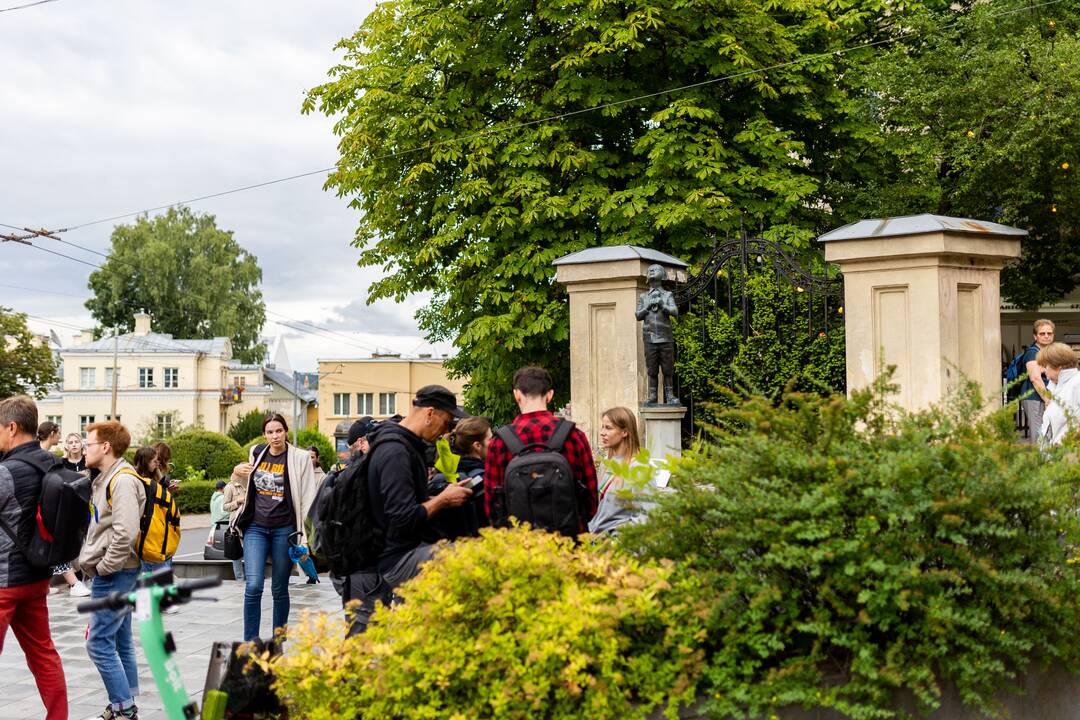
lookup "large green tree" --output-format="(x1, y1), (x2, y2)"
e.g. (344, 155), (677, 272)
(849, 2), (1080, 308)
(0, 307), (60, 399)
(86, 207), (267, 364)
(305, 0), (908, 418)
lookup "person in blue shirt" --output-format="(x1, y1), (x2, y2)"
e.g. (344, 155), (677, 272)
(1020, 319), (1055, 443)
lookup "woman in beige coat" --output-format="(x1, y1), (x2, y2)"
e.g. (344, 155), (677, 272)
(229, 413), (316, 641)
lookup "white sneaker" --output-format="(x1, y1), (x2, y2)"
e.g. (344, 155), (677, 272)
(69, 580), (91, 597)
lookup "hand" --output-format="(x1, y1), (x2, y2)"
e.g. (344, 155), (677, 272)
(234, 462), (253, 477)
(439, 483), (473, 508)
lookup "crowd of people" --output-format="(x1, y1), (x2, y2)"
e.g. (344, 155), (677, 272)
(0, 365), (661, 718)
(1015, 319), (1080, 446)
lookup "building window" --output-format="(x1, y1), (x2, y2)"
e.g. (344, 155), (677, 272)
(333, 393), (350, 416)
(357, 393), (373, 415)
(79, 367), (96, 390)
(139, 367), (155, 388)
(79, 415), (95, 436)
(379, 392), (396, 416)
(156, 413), (174, 436)
(105, 414), (121, 423)
(164, 367), (179, 388)
(46, 415), (61, 426)
(104, 367), (115, 388)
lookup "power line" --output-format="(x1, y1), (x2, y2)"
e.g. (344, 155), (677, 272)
(0, 282), (87, 299)
(0, 0), (58, 14)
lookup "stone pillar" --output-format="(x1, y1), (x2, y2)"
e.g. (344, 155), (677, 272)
(554, 247), (688, 449)
(818, 214), (1024, 410)
(639, 405), (687, 458)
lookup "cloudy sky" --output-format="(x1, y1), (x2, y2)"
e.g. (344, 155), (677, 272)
(0, 0), (452, 371)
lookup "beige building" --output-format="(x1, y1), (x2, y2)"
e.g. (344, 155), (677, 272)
(38, 313), (269, 440)
(316, 356), (466, 455)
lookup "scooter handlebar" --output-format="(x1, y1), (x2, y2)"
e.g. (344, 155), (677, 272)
(76, 592), (130, 614)
(179, 577), (222, 593)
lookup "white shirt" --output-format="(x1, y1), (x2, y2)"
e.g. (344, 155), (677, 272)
(1039, 367), (1080, 446)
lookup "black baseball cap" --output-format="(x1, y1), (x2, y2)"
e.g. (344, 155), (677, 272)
(347, 416), (377, 445)
(413, 385), (466, 418)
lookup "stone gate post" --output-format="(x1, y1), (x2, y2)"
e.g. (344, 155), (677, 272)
(818, 214), (1024, 410)
(554, 247), (688, 452)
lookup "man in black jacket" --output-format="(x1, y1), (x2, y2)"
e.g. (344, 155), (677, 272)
(343, 385), (471, 634)
(0, 395), (67, 719)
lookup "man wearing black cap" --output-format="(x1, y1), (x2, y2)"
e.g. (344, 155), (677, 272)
(331, 417), (377, 474)
(343, 385), (472, 634)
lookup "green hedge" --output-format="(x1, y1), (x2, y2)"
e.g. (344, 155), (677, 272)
(169, 429), (245, 480)
(173, 479), (221, 515)
(620, 376), (1080, 718)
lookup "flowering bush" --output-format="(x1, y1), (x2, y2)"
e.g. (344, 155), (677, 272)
(265, 526), (708, 720)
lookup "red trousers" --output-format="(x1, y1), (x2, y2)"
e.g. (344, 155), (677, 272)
(0, 578), (68, 720)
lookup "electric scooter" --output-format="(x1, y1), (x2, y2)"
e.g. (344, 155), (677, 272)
(77, 568), (229, 720)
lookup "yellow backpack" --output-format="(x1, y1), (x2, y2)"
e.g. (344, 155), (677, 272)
(108, 467), (181, 563)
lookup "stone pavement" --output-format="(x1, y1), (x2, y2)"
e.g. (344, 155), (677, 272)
(0, 577), (343, 720)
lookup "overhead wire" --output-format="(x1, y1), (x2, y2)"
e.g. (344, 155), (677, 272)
(0, 0), (58, 14)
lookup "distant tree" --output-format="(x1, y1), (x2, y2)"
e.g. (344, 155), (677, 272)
(228, 409), (266, 446)
(849, 2), (1080, 308)
(86, 207), (267, 363)
(0, 307), (60, 399)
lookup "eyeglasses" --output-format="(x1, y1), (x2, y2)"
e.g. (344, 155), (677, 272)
(83, 441), (107, 448)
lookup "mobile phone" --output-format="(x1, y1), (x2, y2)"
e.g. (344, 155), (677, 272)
(462, 475), (483, 490)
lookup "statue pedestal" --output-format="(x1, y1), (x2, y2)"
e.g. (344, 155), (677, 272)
(639, 405), (687, 459)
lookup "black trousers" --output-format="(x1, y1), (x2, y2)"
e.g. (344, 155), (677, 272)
(645, 341), (674, 385)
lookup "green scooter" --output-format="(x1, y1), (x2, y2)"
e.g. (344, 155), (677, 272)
(77, 568), (228, 720)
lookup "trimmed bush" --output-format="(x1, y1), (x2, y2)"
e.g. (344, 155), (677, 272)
(264, 526), (707, 720)
(228, 409), (266, 446)
(620, 377), (1080, 719)
(169, 429), (245, 481)
(295, 427), (334, 471)
(173, 478), (219, 515)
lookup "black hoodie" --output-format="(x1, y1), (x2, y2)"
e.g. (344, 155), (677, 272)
(365, 421), (433, 572)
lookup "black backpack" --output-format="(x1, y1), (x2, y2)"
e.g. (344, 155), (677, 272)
(315, 435), (409, 577)
(494, 419), (581, 537)
(0, 454), (92, 567)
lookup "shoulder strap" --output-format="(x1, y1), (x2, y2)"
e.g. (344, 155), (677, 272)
(0, 466), (27, 555)
(545, 419), (575, 452)
(106, 467), (145, 505)
(495, 425), (525, 456)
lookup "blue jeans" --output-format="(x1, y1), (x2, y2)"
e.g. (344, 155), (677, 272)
(242, 523), (293, 641)
(87, 568), (140, 706)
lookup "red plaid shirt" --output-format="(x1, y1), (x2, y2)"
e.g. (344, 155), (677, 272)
(484, 410), (599, 531)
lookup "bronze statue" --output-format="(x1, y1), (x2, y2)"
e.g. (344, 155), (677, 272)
(636, 264), (679, 406)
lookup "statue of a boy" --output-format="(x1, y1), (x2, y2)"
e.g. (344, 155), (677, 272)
(636, 264), (679, 405)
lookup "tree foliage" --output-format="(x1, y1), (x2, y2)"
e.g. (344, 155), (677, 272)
(621, 377), (1080, 718)
(0, 307), (60, 399)
(305, 0), (905, 417)
(86, 207), (267, 364)
(227, 409), (266, 446)
(850, 1), (1080, 308)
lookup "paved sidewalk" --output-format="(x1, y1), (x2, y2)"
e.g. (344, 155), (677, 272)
(0, 578), (343, 719)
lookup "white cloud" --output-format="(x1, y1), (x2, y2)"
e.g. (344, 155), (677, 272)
(1, 0), (443, 371)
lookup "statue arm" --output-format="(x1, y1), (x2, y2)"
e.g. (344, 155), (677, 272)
(662, 291), (678, 318)
(635, 293), (649, 320)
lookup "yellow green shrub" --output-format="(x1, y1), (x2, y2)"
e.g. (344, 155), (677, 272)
(266, 526), (707, 719)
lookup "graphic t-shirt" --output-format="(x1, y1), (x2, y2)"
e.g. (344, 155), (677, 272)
(252, 450), (294, 528)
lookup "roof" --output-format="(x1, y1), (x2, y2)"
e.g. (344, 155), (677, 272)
(553, 246), (689, 268)
(64, 332), (230, 355)
(817, 214), (1028, 243)
(263, 366), (317, 403)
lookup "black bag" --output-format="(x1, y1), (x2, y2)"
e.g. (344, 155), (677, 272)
(317, 435), (410, 576)
(494, 419), (581, 537)
(0, 454), (91, 567)
(222, 525), (244, 560)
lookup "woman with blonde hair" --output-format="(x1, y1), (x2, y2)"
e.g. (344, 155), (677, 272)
(1036, 342), (1080, 445)
(588, 406), (647, 535)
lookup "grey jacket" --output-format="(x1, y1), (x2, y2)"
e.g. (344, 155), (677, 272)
(78, 458), (146, 578)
